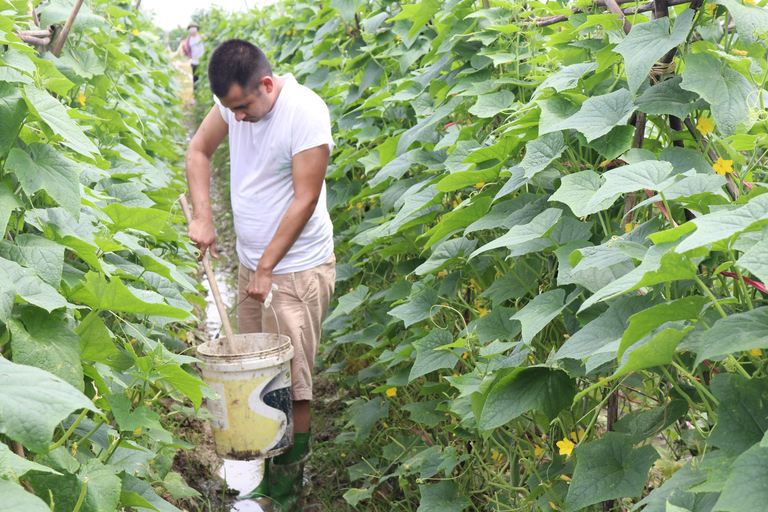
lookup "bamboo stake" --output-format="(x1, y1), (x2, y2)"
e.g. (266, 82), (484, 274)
(178, 195), (238, 354)
(28, 1), (40, 27)
(52, 0), (84, 57)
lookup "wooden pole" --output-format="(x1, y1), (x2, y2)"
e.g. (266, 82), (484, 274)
(52, 0), (84, 57)
(178, 195), (238, 354)
(134, 0), (141, 10)
(536, 0), (691, 27)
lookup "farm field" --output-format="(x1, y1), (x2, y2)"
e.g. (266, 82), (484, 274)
(2, 0), (768, 511)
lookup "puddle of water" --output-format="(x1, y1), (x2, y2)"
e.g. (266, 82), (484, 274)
(218, 458), (267, 512)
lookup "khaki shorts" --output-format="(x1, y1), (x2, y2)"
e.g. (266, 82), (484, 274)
(237, 254), (336, 401)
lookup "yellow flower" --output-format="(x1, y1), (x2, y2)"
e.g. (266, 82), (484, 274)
(733, 49), (748, 55)
(78, 92), (86, 106)
(745, 0), (756, 4)
(534, 445), (544, 457)
(474, 182), (485, 188)
(713, 158), (734, 175)
(491, 449), (500, 461)
(750, 349), (763, 357)
(396, 35), (402, 40)
(557, 438), (575, 457)
(697, 117), (714, 136)
(570, 428), (585, 443)
(386, 387), (397, 397)
(134, 427), (142, 435)
(355, 202), (363, 210)
(708, 3), (717, 15)
(624, 222), (635, 233)
(563, 334), (570, 339)
(462, 352), (468, 359)
(132, 29), (139, 36)
(478, 307), (488, 317)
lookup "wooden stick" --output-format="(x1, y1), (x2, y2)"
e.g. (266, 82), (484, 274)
(134, 0), (142, 10)
(178, 194), (238, 353)
(603, 0), (633, 33)
(16, 33), (51, 45)
(28, 1), (40, 27)
(536, 0), (691, 27)
(52, 0), (84, 57)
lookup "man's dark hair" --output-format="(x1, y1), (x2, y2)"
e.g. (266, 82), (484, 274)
(208, 39), (272, 98)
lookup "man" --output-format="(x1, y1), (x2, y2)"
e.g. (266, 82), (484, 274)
(186, 39), (336, 512)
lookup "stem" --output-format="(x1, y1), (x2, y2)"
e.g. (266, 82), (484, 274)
(694, 276), (727, 318)
(48, 409), (88, 452)
(72, 478), (89, 512)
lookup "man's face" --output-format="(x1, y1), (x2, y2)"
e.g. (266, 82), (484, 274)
(219, 80), (272, 123)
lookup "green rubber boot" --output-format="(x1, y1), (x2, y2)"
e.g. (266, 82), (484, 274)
(269, 432), (311, 512)
(239, 457), (271, 501)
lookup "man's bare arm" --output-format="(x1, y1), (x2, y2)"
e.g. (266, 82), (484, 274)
(186, 106), (228, 258)
(245, 144), (331, 302)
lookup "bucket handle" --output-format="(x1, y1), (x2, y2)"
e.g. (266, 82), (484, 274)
(264, 283), (281, 342)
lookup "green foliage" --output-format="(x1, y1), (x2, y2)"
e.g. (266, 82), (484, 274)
(0, 1), (206, 509)
(187, 0), (768, 509)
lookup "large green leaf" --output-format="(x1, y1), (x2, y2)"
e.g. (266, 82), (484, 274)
(613, 400), (689, 444)
(417, 481), (471, 512)
(38, 0), (108, 30)
(0, 81), (27, 157)
(414, 237), (477, 275)
(708, 374), (768, 457)
(409, 329), (458, 382)
(389, 285), (438, 327)
(102, 203), (169, 237)
(0, 357), (97, 452)
(680, 52), (756, 136)
(565, 432), (659, 512)
(324, 285), (370, 323)
(422, 196), (491, 249)
(349, 397), (390, 442)
(0, 257), (68, 312)
(468, 90), (515, 118)
(714, 444), (768, 511)
(715, 0), (768, 46)
(536, 62), (598, 94)
(27, 456), (121, 512)
(9, 308), (83, 392)
(470, 208), (561, 259)
(510, 288), (567, 346)
(59, 47), (106, 79)
(736, 227), (768, 287)
(520, 131), (565, 178)
(0, 182), (23, 236)
(479, 367), (575, 430)
(23, 85), (99, 157)
(0, 267), (15, 325)
(614, 9), (694, 94)
(635, 75), (703, 118)
(0, 479), (51, 512)
(0, 442), (60, 480)
(120, 474), (182, 512)
(550, 171), (615, 217)
(389, 0), (441, 39)
(542, 88), (636, 142)
(692, 307), (768, 366)
(66, 271), (190, 319)
(75, 311), (121, 364)
(5, 144), (82, 220)
(616, 327), (688, 378)
(469, 306), (521, 343)
(0, 234), (65, 287)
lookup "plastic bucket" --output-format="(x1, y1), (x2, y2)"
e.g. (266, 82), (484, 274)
(197, 332), (294, 460)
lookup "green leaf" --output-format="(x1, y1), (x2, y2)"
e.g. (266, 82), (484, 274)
(617, 327), (688, 378)
(324, 285), (370, 323)
(423, 196), (491, 249)
(708, 374), (768, 457)
(417, 480), (471, 512)
(102, 203), (169, 237)
(0, 357), (97, 452)
(680, 52), (756, 137)
(635, 75), (703, 118)
(479, 367), (575, 430)
(397, 98), (459, 155)
(156, 363), (204, 410)
(161, 472), (201, 500)
(0, 479), (51, 512)
(5, 144), (82, 219)
(75, 311), (121, 364)
(613, 9), (694, 94)
(468, 90), (515, 118)
(389, 0), (441, 39)
(9, 309), (83, 392)
(106, 393), (164, 432)
(0, 234), (65, 287)
(0, 181), (23, 230)
(120, 474), (182, 512)
(520, 131), (565, 178)
(715, 0), (768, 46)
(67, 272), (190, 319)
(0, 266), (16, 324)
(536, 62), (598, 94)
(736, 228), (768, 287)
(0, 442), (61, 480)
(0, 257), (68, 312)
(470, 208), (562, 259)
(674, 193), (768, 253)
(565, 432), (659, 512)
(0, 81), (27, 157)
(619, 296), (709, 358)
(23, 85), (99, 157)
(510, 288), (567, 346)
(692, 307), (768, 366)
(350, 397), (389, 442)
(401, 400), (447, 428)
(343, 487), (375, 506)
(59, 47), (106, 79)
(390, 285), (438, 328)
(415, 237), (477, 275)
(613, 400), (689, 444)
(470, 306), (521, 343)
(714, 444), (768, 511)
(550, 171), (615, 217)
(38, 0), (107, 30)
(581, 124), (635, 161)
(409, 329), (458, 382)
(543, 88), (636, 142)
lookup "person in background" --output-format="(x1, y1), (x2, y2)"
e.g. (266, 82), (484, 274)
(174, 23), (206, 89)
(185, 39), (335, 512)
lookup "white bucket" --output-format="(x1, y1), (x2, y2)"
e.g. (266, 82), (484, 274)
(197, 332), (294, 460)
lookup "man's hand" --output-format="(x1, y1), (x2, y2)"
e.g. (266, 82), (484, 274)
(246, 266), (273, 303)
(187, 217), (218, 259)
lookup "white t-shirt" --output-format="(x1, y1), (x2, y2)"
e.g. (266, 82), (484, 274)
(216, 74), (335, 274)
(189, 34), (204, 65)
